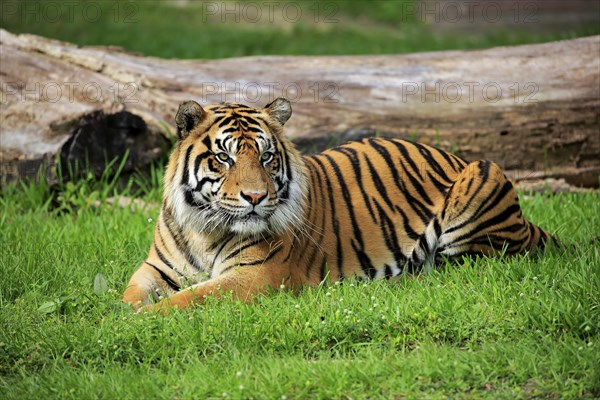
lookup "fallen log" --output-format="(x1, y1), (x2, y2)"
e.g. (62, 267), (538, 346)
(1, 29), (598, 187)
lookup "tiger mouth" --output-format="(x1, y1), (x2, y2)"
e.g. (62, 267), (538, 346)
(237, 212), (264, 222)
(215, 206), (273, 229)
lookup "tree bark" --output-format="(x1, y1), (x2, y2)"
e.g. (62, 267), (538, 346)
(1, 29), (598, 187)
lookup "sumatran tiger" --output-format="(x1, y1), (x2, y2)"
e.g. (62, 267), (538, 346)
(123, 98), (554, 312)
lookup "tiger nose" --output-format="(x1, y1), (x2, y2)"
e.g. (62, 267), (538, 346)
(240, 191), (267, 206)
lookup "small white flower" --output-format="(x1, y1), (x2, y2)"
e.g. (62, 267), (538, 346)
(236, 371), (242, 378)
(147, 218), (153, 223)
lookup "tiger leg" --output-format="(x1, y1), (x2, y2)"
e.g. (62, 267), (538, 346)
(122, 262), (166, 311)
(436, 160), (554, 258)
(141, 263), (292, 314)
(408, 160), (553, 270)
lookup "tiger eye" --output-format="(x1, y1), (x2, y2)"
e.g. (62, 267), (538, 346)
(216, 153), (230, 162)
(261, 152), (274, 163)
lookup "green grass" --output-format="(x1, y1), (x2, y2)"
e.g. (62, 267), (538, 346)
(1, 0), (598, 59)
(1, 1), (599, 397)
(1, 172), (599, 399)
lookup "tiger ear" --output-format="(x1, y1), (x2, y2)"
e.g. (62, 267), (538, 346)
(175, 100), (205, 140)
(264, 97), (292, 126)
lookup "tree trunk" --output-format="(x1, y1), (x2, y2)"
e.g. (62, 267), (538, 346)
(1, 29), (598, 187)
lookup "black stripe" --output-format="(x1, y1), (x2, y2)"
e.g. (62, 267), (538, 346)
(427, 171), (450, 197)
(373, 199), (407, 270)
(323, 153), (376, 277)
(432, 145), (467, 173)
(276, 134), (293, 182)
(368, 138), (406, 192)
(162, 207), (188, 255)
(154, 243), (177, 272)
(223, 237), (265, 262)
(390, 140), (434, 206)
(241, 115), (260, 126)
(413, 141), (454, 183)
(452, 161), (490, 218)
(303, 157), (329, 280)
(368, 139), (433, 223)
(293, 163), (319, 274)
(391, 140), (424, 181)
(230, 247), (282, 269)
(433, 218), (442, 238)
(246, 126), (264, 134)
(145, 260), (180, 291)
(309, 156), (344, 275)
(322, 154), (365, 247)
(161, 208), (204, 272)
(207, 115), (226, 130)
(473, 181), (514, 220)
(396, 206), (420, 241)
(210, 233), (237, 272)
(444, 175), (512, 235)
(181, 145), (194, 185)
(451, 204), (522, 245)
(156, 223), (173, 258)
(363, 154), (395, 212)
(218, 116), (237, 128)
(331, 147), (377, 223)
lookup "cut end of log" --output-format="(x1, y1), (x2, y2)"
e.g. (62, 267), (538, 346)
(1, 110), (171, 186)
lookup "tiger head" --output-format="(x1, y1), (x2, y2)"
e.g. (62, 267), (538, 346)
(165, 98), (307, 238)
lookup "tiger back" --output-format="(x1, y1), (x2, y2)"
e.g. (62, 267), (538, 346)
(123, 98), (553, 312)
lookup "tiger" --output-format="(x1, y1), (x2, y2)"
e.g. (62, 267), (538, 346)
(123, 98), (554, 312)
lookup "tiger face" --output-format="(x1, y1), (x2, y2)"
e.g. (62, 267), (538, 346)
(166, 98), (306, 238)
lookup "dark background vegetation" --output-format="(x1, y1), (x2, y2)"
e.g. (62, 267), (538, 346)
(2, 0), (599, 59)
